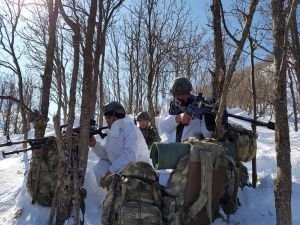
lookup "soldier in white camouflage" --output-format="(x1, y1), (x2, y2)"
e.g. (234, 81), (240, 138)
(158, 77), (212, 142)
(88, 101), (151, 189)
(136, 111), (161, 148)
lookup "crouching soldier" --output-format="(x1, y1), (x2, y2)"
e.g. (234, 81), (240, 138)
(88, 101), (151, 189)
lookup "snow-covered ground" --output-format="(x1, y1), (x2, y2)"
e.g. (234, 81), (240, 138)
(0, 109), (299, 225)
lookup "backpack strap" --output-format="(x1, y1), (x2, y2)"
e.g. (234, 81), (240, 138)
(181, 142), (229, 224)
(181, 150), (213, 224)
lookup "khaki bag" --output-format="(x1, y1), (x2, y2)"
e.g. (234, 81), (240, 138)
(163, 138), (233, 225)
(102, 161), (163, 225)
(221, 124), (257, 162)
(26, 137), (58, 206)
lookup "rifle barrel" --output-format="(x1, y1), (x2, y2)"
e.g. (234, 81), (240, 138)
(0, 140), (28, 148)
(2, 146), (40, 158)
(226, 113), (275, 130)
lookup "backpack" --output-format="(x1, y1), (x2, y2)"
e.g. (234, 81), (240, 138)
(102, 161), (164, 225)
(221, 123), (257, 162)
(26, 136), (58, 206)
(163, 138), (235, 225)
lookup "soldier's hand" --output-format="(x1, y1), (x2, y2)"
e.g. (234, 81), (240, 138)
(88, 136), (96, 148)
(176, 113), (192, 125)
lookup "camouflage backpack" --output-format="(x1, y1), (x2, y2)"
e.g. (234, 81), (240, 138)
(221, 123), (257, 162)
(26, 136), (58, 206)
(102, 161), (164, 225)
(26, 134), (82, 208)
(163, 138), (235, 225)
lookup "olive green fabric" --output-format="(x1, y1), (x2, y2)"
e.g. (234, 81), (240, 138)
(162, 138), (231, 225)
(181, 138), (227, 224)
(102, 161), (163, 225)
(221, 124), (257, 162)
(26, 137), (58, 206)
(163, 154), (190, 225)
(150, 142), (190, 169)
(140, 127), (161, 148)
(219, 157), (239, 216)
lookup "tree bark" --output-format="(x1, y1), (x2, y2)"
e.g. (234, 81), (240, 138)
(271, 0), (293, 224)
(289, 4), (300, 92)
(211, 0), (226, 101)
(288, 69), (298, 131)
(38, 0), (59, 138)
(214, 0), (259, 140)
(249, 36), (258, 188)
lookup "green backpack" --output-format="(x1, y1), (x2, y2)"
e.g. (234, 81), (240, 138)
(162, 138), (235, 225)
(221, 123), (257, 162)
(102, 161), (164, 225)
(26, 136), (58, 206)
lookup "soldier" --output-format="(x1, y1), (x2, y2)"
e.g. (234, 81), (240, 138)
(158, 77), (212, 142)
(136, 111), (161, 147)
(88, 101), (150, 188)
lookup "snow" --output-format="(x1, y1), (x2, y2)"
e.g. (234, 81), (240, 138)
(0, 108), (299, 225)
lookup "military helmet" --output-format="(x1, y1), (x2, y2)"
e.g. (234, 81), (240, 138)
(170, 77), (193, 95)
(136, 111), (151, 121)
(103, 101), (126, 118)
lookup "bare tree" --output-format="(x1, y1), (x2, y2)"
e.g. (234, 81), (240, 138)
(212, 0), (259, 139)
(289, 3), (300, 91)
(91, 0), (125, 126)
(210, 0), (226, 101)
(288, 68), (298, 131)
(271, 0), (297, 224)
(0, 0), (29, 145)
(37, 0), (59, 137)
(47, 0), (83, 224)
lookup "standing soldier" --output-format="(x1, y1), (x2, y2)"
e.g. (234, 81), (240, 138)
(136, 111), (161, 148)
(158, 77), (212, 142)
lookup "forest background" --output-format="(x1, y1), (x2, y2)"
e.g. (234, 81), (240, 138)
(0, 0), (299, 225)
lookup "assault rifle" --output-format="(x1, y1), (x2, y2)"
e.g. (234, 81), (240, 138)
(60, 119), (108, 139)
(169, 93), (275, 130)
(1, 120), (107, 158)
(1, 136), (56, 158)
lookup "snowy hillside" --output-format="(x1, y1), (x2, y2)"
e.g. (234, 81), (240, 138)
(0, 109), (299, 225)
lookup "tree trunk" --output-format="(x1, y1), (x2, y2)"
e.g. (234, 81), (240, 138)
(48, 12), (82, 225)
(249, 36), (258, 188)
(289, 4), (300, 92)
(288, 69), (298, 131)
(214, 0), (259, 140)
(26, 0), (59, 210)
(37, 0), (59, 138)
(271, 0), (292, 224)
(210, 0), (226, 102)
